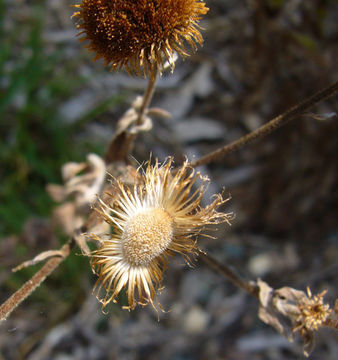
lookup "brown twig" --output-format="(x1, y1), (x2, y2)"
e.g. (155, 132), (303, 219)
(198, 249), (259, 298)
(190, 80), (338, 168)
(135, 69), (158, 126)
(0, 241), (74, 322)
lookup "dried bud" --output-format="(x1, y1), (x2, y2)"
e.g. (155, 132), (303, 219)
(258, 280), (334, 357)
(294, 287), (332, 333)
(90, 158), (232, 310)
(72, 0), (209, 76)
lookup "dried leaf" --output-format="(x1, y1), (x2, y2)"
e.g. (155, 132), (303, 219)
(12, 250), (66, 272)
(147, 107), (172, 119)
(46, 184), (67, 203)
(52, 202), (83, 236)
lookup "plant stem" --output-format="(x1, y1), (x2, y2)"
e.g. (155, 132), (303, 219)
(198, 250), (259, 298)
(190, 80), (338, 168)
(135, 69), (158, 125)
(0, 241), (74, 322)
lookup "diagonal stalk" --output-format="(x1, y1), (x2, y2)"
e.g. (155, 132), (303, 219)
(190, 80), (338, 168)
(198, 249), (259, 298)
(0, 242), (74, 322)
(135, 68), (158, 125)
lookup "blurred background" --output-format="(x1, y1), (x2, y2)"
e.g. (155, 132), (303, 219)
(0, 0), (337, 359)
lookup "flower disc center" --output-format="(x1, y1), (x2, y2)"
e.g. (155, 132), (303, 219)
(121, 207), (173, 266)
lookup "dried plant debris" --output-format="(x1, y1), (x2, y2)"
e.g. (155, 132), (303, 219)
(1, 1), (337, 359)
(257, 279), (336, 357)
(46, 153), (106, 235)
(114, 96), (154, 136)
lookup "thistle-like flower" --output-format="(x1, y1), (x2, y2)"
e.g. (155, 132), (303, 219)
(72, 0), (209, 76)
(90, 158), (232, 310)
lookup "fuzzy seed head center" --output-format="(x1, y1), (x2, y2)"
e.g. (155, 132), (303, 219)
(121, 207), (173, 266)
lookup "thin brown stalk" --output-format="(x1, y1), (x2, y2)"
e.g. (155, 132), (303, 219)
(198, 249), (259, 298)
(0, 241), (74, 322)
(190, 80), (338, 168)
(135, 69), (158, 125)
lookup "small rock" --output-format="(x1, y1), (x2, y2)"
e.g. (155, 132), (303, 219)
(182, 305), (209, 334)
(174, 117), (225, 143)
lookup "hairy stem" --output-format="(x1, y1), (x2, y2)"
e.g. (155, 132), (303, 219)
(198, 250), (259, 298)
(190, 80), (338, 168)
(0, 241), (73, 322)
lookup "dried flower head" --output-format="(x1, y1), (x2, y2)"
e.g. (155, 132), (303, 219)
(294, 287), (332, 332)
(90, 158), (232, 310)
(257, 281), (335, 357)
(72, 0), (209, 76)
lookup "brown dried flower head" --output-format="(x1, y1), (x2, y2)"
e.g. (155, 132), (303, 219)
(72, 0), (209, 76)
(90, 158), (232, 310)
(294, 287), (332, 333)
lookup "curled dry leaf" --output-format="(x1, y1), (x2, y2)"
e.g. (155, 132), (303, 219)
(62, 161), (87, 182)
(47, 153), (106, 208)
(128, 116), (153, 134)
(114, 96), (154, 136)
(63, 153), (106, 207)
(147, 107), (172, 119)
(104, 95), (170, 163)
(257, 279), (333, 357)
(111, 95), (172, 140)
(51, 202), (83, 236)
(47, 153), (106, 236)
(12, 249), (67, 272)
(46, 184), (67, 203)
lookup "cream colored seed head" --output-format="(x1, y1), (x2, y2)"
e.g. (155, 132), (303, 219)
(121, 207), (173, 266)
